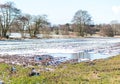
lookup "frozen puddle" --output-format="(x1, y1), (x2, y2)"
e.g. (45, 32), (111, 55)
(0, 38), (120, 62)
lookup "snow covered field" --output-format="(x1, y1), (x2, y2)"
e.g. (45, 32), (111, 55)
(0, 37), (120, 60)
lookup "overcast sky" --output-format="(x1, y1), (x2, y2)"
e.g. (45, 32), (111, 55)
(1, 0), (120, 25)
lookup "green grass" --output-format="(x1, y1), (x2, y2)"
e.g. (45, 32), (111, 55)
(1, 55), (120, 84)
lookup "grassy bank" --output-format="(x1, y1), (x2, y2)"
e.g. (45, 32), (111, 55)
(1, 55), (120, 84)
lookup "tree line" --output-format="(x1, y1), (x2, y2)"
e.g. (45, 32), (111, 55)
(0, 2), (119, 39)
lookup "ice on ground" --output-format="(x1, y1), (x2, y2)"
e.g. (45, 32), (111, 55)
(0, 38), (120, 60)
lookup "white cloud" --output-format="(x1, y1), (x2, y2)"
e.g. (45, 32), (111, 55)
(112, 6), (120, 14)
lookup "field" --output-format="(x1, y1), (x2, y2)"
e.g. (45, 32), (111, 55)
(0, 55), (120, 84)
(0, 38), (120, 83)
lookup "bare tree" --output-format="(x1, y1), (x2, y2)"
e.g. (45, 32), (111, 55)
(100, 24), (114, 37)
(59, 23), (70, 35)
(110, 20), (120, 35)
(25, 14), (34, 38)
(0, 2), (21, 38)
(17, 15), (29, 38)
(31, 15), (50, 38)
(14, 14), (50, 38)
(72, 10), (92, 36)
(52, 25), (59, 35)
